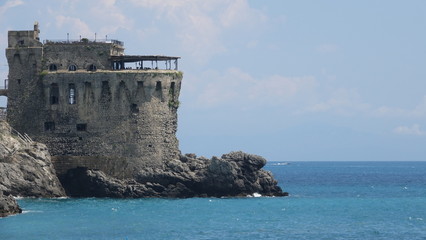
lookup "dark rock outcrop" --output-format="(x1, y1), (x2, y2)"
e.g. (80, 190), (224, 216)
(0, 192), (22, 217)
(0, 121), (66, 197)
(62, 151), (287, 198)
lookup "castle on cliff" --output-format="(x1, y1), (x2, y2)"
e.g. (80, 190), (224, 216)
(2, 23), (183, 178)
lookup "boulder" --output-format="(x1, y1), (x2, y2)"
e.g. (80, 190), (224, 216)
(0, 192), (22, 217)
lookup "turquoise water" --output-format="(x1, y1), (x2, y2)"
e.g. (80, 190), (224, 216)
(1, 162), (426, 239)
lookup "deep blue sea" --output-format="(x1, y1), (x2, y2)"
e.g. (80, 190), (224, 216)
(1, 161), (426, 240)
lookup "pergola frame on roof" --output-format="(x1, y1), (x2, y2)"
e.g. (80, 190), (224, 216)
(110, 55), (180, 70)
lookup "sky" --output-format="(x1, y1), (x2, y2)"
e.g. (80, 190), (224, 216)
(0, 0), (425, 161)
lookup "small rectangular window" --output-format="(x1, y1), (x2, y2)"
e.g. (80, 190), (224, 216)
(50, 83), (59, 104)
(155, 81), (162, 91)
(130, 103), (139, 113)
(44, 122), (55, 131)
(76, 123), (87, 131)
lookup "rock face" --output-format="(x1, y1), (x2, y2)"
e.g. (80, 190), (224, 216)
(0, 121), (66, 197)
(0, 192), (22, 217)
(61, 151), (287, 198)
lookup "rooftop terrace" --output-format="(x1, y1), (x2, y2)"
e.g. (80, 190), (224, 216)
(43, 38), (124, 46)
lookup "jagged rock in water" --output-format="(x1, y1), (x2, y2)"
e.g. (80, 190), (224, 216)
(0, 192), (22, 217)
(61, 151), (287, 198)
(61, 167), (194, 198)
(0, 121), (65, 197)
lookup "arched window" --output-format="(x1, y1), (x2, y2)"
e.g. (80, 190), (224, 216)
(68, 65), (77, 71)
(69, 84), (76, 104)
(88, 64), (97, 71)
(49, 64), (58, 71)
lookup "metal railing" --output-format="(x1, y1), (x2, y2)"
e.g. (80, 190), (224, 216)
(2, 120), (33, 144)
(0, 117), (33, 156)
(43, 38), (124, 46)
(0, 121), (33, 153)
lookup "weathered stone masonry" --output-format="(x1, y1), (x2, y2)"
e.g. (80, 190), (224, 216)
(5, 23), (182, 178)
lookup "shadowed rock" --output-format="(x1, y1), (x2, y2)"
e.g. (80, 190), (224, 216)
(0, 192), (22, 217)
(61, 151), (287, 198)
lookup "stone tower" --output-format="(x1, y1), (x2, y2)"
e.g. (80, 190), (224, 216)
(5, 23), (183, 178)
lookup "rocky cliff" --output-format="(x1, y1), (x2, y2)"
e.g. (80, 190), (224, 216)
(0, 121), (65, 197)
(61, 151), (287, 198)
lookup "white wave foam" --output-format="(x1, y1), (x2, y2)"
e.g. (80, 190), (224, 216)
(270, 162), (289, 166)
(247, 192), (262, 198)
(52, 197), (69, 199)
(22, 210), (43, 214)
(253, 193), (262, 197)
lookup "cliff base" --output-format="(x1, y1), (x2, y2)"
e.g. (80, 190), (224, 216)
(61, 151), (287, 198)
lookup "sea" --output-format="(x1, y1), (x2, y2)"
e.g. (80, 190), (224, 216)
(1, 161), (426, 240)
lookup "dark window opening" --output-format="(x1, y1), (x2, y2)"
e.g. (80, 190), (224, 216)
(130, 103), (139, 113)
(170, 82), (176, 98)
(88, 64), (97, 71)
(68, 65), (77, 71)
(50, 83), (59, 104)
(13, 53), (21, 64)
(155, 81), (162, 91)
(49, 64), (57, 71)
(44, 122), (55, 131)
(76, 124), (87, 131)
(69, 84), (76, 104)
(18, 40), (24, 45)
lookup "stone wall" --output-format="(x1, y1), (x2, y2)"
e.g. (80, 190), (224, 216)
(5, 30), (44, 136)
(36, 70), (182, 178)
(43, 42), (123, 71)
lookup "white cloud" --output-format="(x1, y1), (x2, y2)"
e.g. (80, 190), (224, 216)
(44, 0), (132, 40)
(248, 74), (316, 105)
(393, 124), (426, 136)
(302, 88), (370, 116)
(0, 0), (23, 16)
(128, 0), (267, 62)
(192, 67), (316, 108)
(220, 0), (267, 28)
(89, 0), (133, 35)
(55, 15), (92, 37)
(374, 96), (426, 118)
